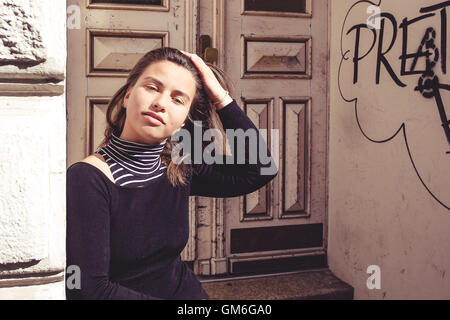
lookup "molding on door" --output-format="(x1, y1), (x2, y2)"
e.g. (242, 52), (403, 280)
(240, 35), (312, 79)
(279, 96), (312, 219)
(211, 198), (226, 274)
(181, 0), (199, 264)
(184, 0), (199, 52)
(195, 0), (228, 276)
(239, 97), (275, 222)
(86, 0), (170, 12)
(229, 250), (326, 275)
(181, 197), (197, 262)
(181, 0), (199, 269)
(86, 29), (169, 78)
(212, 0), (225, 68)
(85, 96), (110, 156)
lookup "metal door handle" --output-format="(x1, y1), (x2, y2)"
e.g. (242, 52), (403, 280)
(199, 35), (218, 64)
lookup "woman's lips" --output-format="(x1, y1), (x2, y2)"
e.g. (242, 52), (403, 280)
(142, 112), (165, 126)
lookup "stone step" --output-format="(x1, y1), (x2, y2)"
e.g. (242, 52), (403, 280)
(200, 269), (354, 300)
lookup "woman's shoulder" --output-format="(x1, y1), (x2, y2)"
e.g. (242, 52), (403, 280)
(67, 154), (115, 184)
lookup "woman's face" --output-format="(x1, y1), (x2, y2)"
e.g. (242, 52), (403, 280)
(121, 60), (197, 145)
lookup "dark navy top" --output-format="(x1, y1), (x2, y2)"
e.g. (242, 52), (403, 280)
(65, 100), (277, 300)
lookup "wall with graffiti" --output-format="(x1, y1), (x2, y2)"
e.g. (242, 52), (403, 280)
(329, 0), (450, 298)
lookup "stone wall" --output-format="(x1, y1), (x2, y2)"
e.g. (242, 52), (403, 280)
(0, 0), (66, 299)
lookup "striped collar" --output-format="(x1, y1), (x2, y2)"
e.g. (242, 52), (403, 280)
(96, 133), (166, 188)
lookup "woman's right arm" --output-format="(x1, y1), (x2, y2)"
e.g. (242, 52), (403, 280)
(66, 163), (161, 300)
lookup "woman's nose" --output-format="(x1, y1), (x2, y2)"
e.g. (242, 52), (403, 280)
(151, 94), (167, 112)
(152, 101), (165, 111)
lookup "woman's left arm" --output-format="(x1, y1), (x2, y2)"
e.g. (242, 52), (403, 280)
(190, 99), (278, 197)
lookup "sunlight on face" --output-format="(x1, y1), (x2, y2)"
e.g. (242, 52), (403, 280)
(121, 60), (197, 145)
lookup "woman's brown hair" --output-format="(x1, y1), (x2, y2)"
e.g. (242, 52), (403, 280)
(98, 47), (232, 186)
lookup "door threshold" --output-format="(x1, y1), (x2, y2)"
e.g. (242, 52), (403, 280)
(198, 267), (329, 283)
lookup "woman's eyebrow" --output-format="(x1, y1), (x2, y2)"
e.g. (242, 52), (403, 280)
(142, 76), (164, 86)
(142, 76), (191, 102)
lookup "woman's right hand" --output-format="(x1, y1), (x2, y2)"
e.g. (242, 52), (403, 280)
(180, 50), (233, 110)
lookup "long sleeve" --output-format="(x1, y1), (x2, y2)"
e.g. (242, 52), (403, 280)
(190, 100), (278, 197)
(65, 163), (162, 300)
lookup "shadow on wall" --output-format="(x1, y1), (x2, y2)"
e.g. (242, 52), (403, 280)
(339, 0), (450, 210)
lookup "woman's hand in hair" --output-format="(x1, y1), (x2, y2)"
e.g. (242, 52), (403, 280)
(181, 50), (233, 110)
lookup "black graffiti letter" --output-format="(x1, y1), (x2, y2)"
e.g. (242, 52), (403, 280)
(376, 13), (406, 87)
(399, 13), (436, 76)
(440, 7), (447, 74)
(420, 1), (450, 75)
(413, 26), (450, 146)
(347, 24), (377, 84)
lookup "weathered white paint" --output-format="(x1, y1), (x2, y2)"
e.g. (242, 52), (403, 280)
(0, 98), (51, 264)
(0, 0), (66, 299)
(0, 281), (65, 300)
(329, 0), (450, 299)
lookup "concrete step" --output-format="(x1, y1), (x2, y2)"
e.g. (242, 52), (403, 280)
(200, 269), (354, 300)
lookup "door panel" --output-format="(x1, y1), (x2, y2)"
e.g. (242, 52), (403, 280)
(281, 97), (311, 218)
(242, 98), (274, 222)
(87, 29), (167, 76)
(242, 36), (311, 78)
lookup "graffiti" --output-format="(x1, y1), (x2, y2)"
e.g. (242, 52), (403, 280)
(339, 0), (450, 210)
(412, 27), (450, 147)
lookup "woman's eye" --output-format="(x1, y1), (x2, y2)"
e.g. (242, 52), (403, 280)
(174, 97), (185, 105)
(147, 85), (158, 91)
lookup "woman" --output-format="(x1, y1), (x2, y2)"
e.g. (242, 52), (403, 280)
(66, 47), (277, 300)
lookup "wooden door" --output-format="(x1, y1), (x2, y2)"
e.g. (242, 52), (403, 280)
(194, 0), (329, 276)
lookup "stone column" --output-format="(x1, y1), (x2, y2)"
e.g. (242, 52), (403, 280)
(0, 0), (66, 299)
